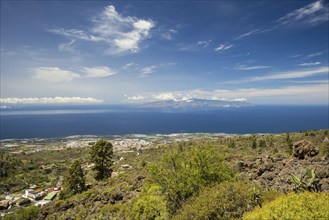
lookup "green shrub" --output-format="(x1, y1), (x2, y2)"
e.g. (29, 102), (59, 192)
(98, 203), (125, 220)
(319, 141), (329, 157)
(129, 195), (169, 220)
(4, 206), (39, 220)
(148, 144), (235, 214)
(173, 181), (261, 220)
(258, 139), (266, 148)
(243, 192), (329, 220)
(290, 168), (320, 192)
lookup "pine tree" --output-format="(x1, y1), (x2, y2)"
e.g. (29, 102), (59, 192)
(89, 139), (113, 180)
(67, 160), (85, 194)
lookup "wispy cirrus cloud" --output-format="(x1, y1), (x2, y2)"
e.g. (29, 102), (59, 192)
(307, 51), (323, 58)
(234, 1), (328, 41)
(138, 63), (175, 77)
(83, 66), (117, 78)
(227, 66), (329, 84)
(196, 40), (212, 48)
(234, 29), (261, 40)
(140, 65), (157, 77)
(214, 43), (233, 52)
(178, 40), (212, 51)
(58, 40), (76, 52)
(49, 5), (154, 55)
(33, 67), (80, 83)
(160, 29), (178, 40)
(122, 62), (137, 71)
(234, 65), (271, 70)
(248, 66), (328, 82)
(276, 0), (329, 27)
(0, 97), (103, 104)
(297, 62), (321, 67)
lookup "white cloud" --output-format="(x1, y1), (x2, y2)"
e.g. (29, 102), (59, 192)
(140, 65), (157, 76)
(297, 62), (321, 66)
(33, 67), (80, 83)
(196, 40), (212, 47)
(125, 94), (145, 101)
(214, 43), (233, 51)
(307, 52), (323, 58)
(234, 29), (261, 40)
(0, 97), (103, 104)
(232, 1), (329, 42)
(234, 65), (271, 70)
(124, 80), (328, 104)
(248, 66), (328, 82)
(177, 40), (213, 51)
(122, 62), (136, 70)
(59, 39), (76, 52)
(277, 0), (329, 27)
(152, 93), (176, 100)
(160, 29), (178, 40)
(49, 5), (154, 54)
(83, 66), (117, 78)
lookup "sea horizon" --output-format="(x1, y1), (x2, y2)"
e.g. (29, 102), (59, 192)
(1, 105), (328, 139)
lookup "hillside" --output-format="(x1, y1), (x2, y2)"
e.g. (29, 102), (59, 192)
(1, 129), (329, 219)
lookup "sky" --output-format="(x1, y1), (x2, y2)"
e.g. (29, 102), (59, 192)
(1, 0), (328, 105)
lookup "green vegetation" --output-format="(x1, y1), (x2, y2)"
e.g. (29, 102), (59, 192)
(251, 136), (257, 149)
(173, 181), (260, 220)
(290, 168), (319, 192)
(243, 192), (329, 220)
(319, 140), (329, 157)
(89, 139), (114, 180)
(130, 194), (169, 220)
(1, 129), (329, 219)
(67, 160), (86, 194)
(148, 143), (235, 214)
(3, 206), (39, 220)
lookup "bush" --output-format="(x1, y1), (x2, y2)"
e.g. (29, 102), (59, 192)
(148, 144), (235, 214)
(98, 203), (125, 220)
(243, 192), (329, 220)
(4, 206), (39, 220)
(129, 195), (169, 220)
(319, 141), (329, 157)
(173, 181), (260, 220)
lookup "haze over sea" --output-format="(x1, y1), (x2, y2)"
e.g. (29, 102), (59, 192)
(1, 105), (328, 139)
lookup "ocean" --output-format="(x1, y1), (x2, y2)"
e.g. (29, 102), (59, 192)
(0, 105), (328, 139)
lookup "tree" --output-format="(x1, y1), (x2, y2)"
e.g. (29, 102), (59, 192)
(148, 144), (235, 214)
(251, 136), (257, 149)
(90, 139), (114, 180)
(67, 160), (85, 194)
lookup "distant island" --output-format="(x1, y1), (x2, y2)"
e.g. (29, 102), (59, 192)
(138, 98), (252, 109)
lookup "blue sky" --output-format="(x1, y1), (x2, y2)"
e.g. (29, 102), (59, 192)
(1, 0), (328, 105)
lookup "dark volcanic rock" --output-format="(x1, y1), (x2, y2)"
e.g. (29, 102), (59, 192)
(292, 140), (319, 159)
(242, 153), (329, 193)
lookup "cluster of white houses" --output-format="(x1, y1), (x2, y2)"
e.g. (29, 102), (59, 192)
(0, 186), (61, 213)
